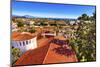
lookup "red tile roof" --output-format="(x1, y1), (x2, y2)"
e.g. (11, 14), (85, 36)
(12, 32), (36, 41)
(43, 43), (77, 64)
(15, 38), (53, 65)
(12, 32), (20, 38)
(15, 37), (77, 66)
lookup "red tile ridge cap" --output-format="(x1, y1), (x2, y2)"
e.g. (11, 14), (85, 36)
(42, 43), (51, 64)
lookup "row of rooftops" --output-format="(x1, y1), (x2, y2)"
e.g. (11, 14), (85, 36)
(12, 30), (78, 66)
(12, 30), (56, 41)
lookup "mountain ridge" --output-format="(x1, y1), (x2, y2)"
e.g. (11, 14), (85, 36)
(12, 15), (77, 20)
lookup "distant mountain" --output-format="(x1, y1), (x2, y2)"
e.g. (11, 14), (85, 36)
(12, 15), (77, 20)
(24, 15), (36, 18)
(12, 15), (26, 18)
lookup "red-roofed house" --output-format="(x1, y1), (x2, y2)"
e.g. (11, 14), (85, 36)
(12, 32), (37, 53)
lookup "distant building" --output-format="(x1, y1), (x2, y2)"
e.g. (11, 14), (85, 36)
(24, 20), (35, 25)
(70, 20), (76, 25)
(76, 20), (80, 23)
(42, 31), (56, 38)
(12, 22), (18, 32)
(12, 32), (37, 53)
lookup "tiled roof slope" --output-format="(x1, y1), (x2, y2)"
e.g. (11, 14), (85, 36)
(15, 38), (53, 65)
(12, 32), (36, 41)
(15, 37), (77, 66)
(43, 43), (77, 64)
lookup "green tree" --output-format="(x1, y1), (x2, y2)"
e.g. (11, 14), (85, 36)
(78, 16), (82, 20)
(69, 21), (96, 62)
(92, 11), (96, 21)
(28, 27), (36, 33)
(78, 14), (90, 21)
(17, 22), (24, 27)
(28, 29), (35, 33)
(11, 48), (22, 66)
(93, 11), (96, 19)
(39, 22), (47, 26)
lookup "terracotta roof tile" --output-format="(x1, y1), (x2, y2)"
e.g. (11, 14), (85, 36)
(15, 38), (53, 65)
(15, 37), (77, 66)
(43, 43), (77, 64)
(12, 32), (36, 41)
(12, 32), (20, 38)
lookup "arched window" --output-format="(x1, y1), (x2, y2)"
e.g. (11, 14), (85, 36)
(26, 41), (28, 44)
(23, 41), (25, 46)
(19, 42), (21, 46)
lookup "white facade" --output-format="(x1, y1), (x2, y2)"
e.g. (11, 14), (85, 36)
(42, 33), (56, 36)
(12, 36), (37, 53)
(24, 20), (35, 25)
(70, 21), (76, 25)
(12, 22), (18, 32)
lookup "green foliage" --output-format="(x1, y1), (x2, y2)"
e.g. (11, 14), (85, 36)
(69, 21), (96, 62)
(11, 48), (22, 66)
(34, 21), (47, 26)
(17, 22), (24, 27)
(39, 22), (47, 26)
(12, 48), (21, 56)
(93, 11), (96, 19)
(28, 28), (36, 33)
(78, 14), (90, 21)
(78, 12), (96, 21)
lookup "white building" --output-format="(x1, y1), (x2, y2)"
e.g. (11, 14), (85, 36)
(12, 32), (37, 53)
(70, 20), (76, 25)
(24, 20), (35, 25)
(12, 22), (18, 32)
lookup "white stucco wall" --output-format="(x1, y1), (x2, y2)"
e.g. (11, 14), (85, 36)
(12, 36), (37, 53)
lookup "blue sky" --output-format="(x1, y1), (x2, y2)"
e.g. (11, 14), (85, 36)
(12, 0), (95, 19)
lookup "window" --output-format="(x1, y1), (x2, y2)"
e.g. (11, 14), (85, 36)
(19, 42), (21, 46)
(26, 41), (28, 44)
(23, 42), (25, 46)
